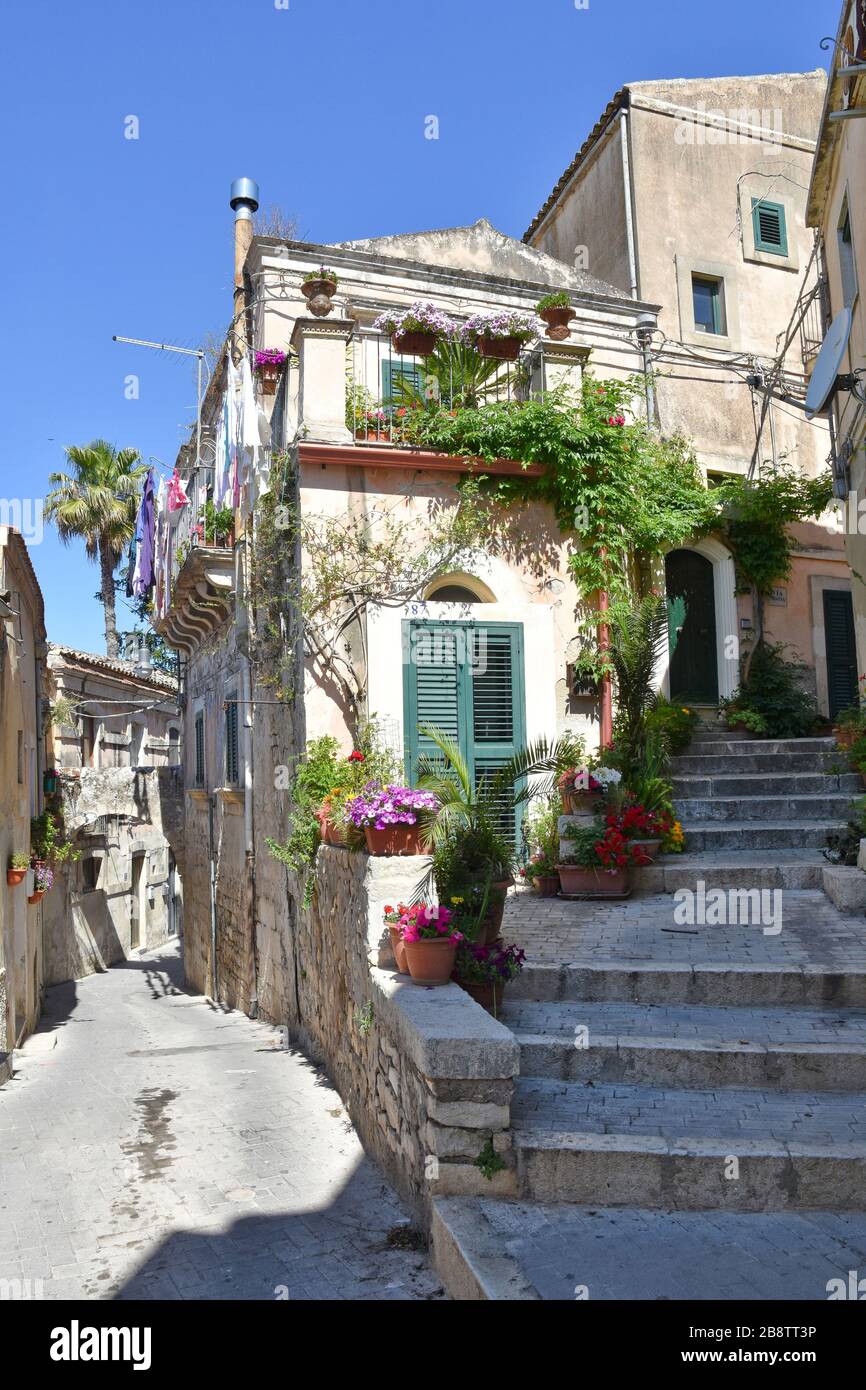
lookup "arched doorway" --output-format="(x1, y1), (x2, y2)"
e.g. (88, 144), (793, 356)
(665, 549), (719, 704)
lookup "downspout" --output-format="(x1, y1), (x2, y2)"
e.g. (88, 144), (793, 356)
(241, 653), (257, 1017)
(208, 794), (218, 1001)
(619, 108), (639, 300)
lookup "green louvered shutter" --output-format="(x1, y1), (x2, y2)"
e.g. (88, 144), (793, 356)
(751, 198), (787, 256)
(382, 359), (426, 406)
(823, 590), (859, 720)
(403, 620), (526, 843)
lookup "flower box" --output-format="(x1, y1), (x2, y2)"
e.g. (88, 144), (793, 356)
(477, 334), (522, 361)
(393, 330), (437, 357)
(364, 824), (423, 856)
(532, 873), (561, 896)
(557, 864), (630, 897)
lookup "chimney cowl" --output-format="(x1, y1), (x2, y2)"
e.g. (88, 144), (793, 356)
(230, 177), (259, 220)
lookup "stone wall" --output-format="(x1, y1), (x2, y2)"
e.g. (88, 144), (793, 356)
(42, 767), (185, 985)
(286, 846), (519, 1213)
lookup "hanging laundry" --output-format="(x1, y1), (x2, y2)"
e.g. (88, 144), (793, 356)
(132, 467), (156, 599)
(167, 467), (190, 513)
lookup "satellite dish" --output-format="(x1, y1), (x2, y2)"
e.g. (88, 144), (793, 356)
(805, 307), (853, 418)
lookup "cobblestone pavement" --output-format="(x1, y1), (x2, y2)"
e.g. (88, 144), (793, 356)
(502, 888), (866, 970)
(436, 1196), (866, 1300)
(0, 943), (444, 1301)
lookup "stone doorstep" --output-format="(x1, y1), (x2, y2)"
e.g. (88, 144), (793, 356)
(631, 854), (825, 893)
(821, 865), (866, 913)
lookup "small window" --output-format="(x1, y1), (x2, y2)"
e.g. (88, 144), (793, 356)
(428, 584), (483, 603)
(82, 856), (101, 892)
(81, 715), (96, 768)
(194, 711), (205, 788)
(168, 727), (181, 766)
(751, 198), (787, 256)
(839, 198), (858, 309)
(692, 275), (726, 335)
(224, 694), (239, 786)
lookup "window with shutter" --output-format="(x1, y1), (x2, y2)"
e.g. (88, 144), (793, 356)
(838, 199), (859, 309)
(403, 621), (526, 843)
(225, 694), (239, 785)
(823, 590), (859, 720)
(751, 198), (787, 256)
(382, 359), (426, 405)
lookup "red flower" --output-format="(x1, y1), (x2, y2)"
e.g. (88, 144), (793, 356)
(348, 751), (365, 763)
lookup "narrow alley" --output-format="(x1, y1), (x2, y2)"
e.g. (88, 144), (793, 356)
(0, 945), (443, 1301)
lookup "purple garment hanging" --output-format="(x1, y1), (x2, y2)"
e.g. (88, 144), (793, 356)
(132, 467), (156, 598)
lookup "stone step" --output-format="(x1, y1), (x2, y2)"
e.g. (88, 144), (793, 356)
(632, 850), (826, 893)
(680, 820), (845, 852)
(511, 1077), (866, 1209)
(504, 999), (866, 1091)
(680, 737), (837, 758)
(509, 959), (866, 1009)
(672, 750), (848, 774)
(674, 793), (856, 823)
(672, 772), (861, 797)
(431, 1196), (866, 1300)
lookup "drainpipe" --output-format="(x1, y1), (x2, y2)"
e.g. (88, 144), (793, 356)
(619, 110), (639, 300)
(208, 793), (218, 1001)
(241, 655), (258, 1017)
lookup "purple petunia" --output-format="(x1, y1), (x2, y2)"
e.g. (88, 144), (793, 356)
(344, 783), (439, 830)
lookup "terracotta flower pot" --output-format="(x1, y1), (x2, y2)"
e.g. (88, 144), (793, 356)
(393, 330), (437, 356)
(561, 791), (599, 815)
(477, 334), (522, 360)
(301, 277), (337, 301)
(388, 925), (408, 974)
(459, 978), (506, 1016)
(403, 936), (458, 985)
(365, 429), (391, 443)
(557, 863), (630, 897)
(532, 874), (561, 896)
(540, 305), (575, 340)
(631, 838), (662, 861)
(27, 890), (45, 905)
(364, 824), (424, 856)
(326, 819), (346, 846)
(834, 726), (859, 750)
(7, 868), (27, 887)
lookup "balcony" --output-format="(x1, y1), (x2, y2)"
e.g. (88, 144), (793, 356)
(154, 542), (234, 655)
(281, 315), (588, 469)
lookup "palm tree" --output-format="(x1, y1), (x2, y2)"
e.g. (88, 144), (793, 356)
(44, 441), (148, 657)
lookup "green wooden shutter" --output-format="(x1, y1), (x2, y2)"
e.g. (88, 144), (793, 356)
(403, 620), (526, 842)
(225, 695), (239, 785)
(194, 712), (205, 787)
(824, 590), (859, 721)
(751, 199), (787, 255)
(382, 359), (426, 405)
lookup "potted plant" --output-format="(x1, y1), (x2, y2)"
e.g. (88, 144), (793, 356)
(417, 724), (582, 942)
(7, 853), (29, 887)
(28, 862), (53, 905)
(460, 309), (539, 361)
(520, 797), (562, 894)
(383, 904), (410, 974)
(616, 803), (665, 860)
(344, 783), (439, 856)
(201, 500), (235, 547)
(558, 820), (649, 897)
(363, 408), (391, 442)
(848, 733), (866, 789)
(397, 902), (464, 985)
(519, 849), (560, 896)
(453, 940), (525, 1017)
(254, 348), (287, 395)
(537, 291), (575, 340)
(718, 702), (767, 737)
(558, 764), (621, 814)
(833, 697), (866, 749)
(300, 265), (338, 314)
(42, 767), (59, 796)
(373, 302), (457, 357)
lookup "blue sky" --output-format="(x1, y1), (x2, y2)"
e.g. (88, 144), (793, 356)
(1, 0), (839, 653)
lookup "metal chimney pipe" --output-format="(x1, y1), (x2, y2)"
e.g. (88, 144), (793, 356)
(230, 178), (259, 363)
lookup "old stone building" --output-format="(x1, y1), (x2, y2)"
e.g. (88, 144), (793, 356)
(524, 71), (852, 715)
(807, 1), (866, 675)
(42, 644), (184, 985)
(0, 526), (48, 1069)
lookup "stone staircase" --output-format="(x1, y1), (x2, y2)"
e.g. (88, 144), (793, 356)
(643, 733), (857, 890)
(431, 735), (866, 1297)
